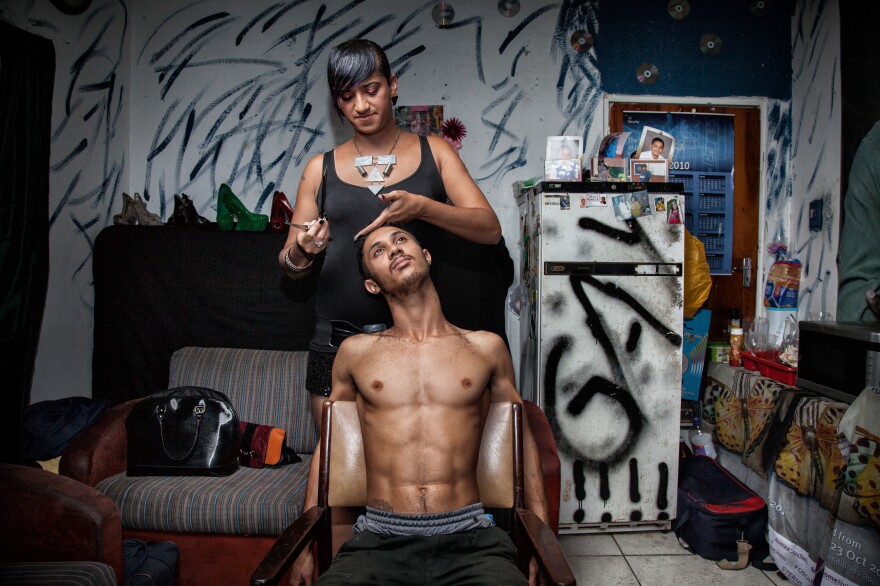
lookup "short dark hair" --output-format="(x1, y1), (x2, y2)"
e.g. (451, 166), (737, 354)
(354, 221), (419, 281)
(651, 137), (665, 147)
(327, 39), (394, 121)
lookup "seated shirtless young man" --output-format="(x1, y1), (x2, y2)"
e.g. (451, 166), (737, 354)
(291, 224), (549, 586)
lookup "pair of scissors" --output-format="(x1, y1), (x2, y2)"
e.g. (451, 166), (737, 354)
(286, 164), (328, 229)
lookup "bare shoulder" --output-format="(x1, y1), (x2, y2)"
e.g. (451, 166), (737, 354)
(460, 328), (507, 355)
(336, 332), (379, 356)
(303, 152), (324, 179)
(425, 134), (457, 160)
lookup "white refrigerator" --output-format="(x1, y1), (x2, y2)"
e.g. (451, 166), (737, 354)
(517, 181), (685, 533)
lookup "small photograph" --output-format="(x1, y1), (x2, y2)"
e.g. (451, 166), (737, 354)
(630, 159), (668, 182)
(629, 190), (652, 218)
(545, 136), (582, 181)
(636, 126), (675, 162)
(580, 194), (608, 207)
(652, 196), (666, 213)
(560, 194), (571, 210)
(666, 196), (683, 224)
(598, 131), (631, 158)
(395, 105), (443, 136)
(546, 136), (582, 161)
(590, 156), (627, 182)
(612, 194), (633, 221)
(545, 159), (581, 181)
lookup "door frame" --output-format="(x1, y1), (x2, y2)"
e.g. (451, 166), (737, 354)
(603, 94), (769, 316)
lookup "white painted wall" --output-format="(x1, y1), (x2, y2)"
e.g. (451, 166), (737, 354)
(1, 0), (839, 403)
(788, 0), (841, 318)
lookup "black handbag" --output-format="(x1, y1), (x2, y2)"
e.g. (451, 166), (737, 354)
(126, 386), (241, 476)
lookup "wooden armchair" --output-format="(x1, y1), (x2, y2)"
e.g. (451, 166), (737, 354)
(251, 400), (576, 586)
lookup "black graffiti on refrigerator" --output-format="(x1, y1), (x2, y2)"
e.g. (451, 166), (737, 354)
(544, 336), (644, 468)
(627, 458), (643, 521)
(629, 458), (641, 502)
(598, 462), (609, 501)
(626, 321), (641, 352)
(548, 214), (679, 525)
(599, 463), (612, 523)
(573, 459), (586, 523)
(593, 460), (673, 524)
(577, 216), (669, 269)
(657, 462), (670, 520)
(575, 274), (682, 347)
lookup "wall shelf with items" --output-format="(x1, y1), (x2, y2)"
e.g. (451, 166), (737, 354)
(670, 170), (734, 274)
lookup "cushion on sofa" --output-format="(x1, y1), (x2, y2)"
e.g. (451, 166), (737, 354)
(96, 457), (312, 535)
(0, 561), (116, 585)
(168, 347), (317, 453)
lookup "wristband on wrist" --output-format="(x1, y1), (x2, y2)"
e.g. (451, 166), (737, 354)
(284, 245), (313, 273)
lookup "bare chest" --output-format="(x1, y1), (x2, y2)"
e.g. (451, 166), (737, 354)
(354, 339), (489, 407)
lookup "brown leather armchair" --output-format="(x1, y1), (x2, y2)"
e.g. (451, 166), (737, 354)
(251, 400), (575, 586)
(0, 463), (124, 585)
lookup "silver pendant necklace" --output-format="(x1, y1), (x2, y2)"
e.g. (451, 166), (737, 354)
(353, 128), (401, 195)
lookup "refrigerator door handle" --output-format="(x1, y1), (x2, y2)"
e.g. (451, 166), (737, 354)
(544, 261), (682, 276)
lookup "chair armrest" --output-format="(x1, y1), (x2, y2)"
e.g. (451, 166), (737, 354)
(515, 509), (576, 586)
(523, 400), (561, 534)
(60, 398), (139, 485)
(251, 506), (326, 586)
(0, 463), (124, 585)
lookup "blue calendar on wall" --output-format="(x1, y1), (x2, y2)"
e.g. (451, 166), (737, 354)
(623, 112), (735, 274)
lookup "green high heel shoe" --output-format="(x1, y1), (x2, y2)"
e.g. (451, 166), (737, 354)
(216, 184), (268, 231)
(216, 185), (235, 230)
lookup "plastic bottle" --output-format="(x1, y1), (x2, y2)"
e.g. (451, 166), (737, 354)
(729, 327), (743, 367)
(689, 416), (717, 459)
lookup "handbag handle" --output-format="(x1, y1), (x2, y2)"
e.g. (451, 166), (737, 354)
(156, 399), (205, 461)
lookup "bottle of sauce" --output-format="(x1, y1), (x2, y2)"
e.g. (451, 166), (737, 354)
(729, 327), (744, 366)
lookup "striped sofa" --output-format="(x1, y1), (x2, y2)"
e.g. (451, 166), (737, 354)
(62, 347), (317, 586)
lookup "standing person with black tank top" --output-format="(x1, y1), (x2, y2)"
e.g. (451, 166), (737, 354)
(278, 38), (502, 426)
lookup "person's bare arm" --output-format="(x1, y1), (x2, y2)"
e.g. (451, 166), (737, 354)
(354, 136), (501, 244)
(279, 154), (331, 280)
(289, 339), (360, 585)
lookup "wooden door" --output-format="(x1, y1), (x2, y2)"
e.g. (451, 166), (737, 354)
(610, 102), (761, 341)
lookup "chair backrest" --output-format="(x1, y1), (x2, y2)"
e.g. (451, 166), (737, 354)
(321, 401), (521, 510)
(168, 347), (317, 453)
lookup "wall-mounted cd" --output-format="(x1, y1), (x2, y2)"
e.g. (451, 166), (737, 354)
(636, 62), (659, 85)
(497, 0), (520, 17)
(570, 30), (593, 53)
(751, 0), (768, 15)
(432, 2), (455, 26)
(700, 34), (722, 55)
(667, 0), (690, 20)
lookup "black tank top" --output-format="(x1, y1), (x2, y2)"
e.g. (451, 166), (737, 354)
(310, 135), (446, 352)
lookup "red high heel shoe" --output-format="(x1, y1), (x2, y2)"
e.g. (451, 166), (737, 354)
(269, 191), (294, 232)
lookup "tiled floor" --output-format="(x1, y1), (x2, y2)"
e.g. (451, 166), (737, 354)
(559, 530), (789, 585)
